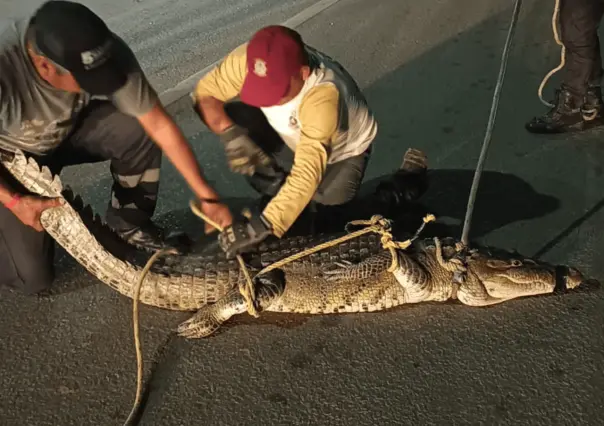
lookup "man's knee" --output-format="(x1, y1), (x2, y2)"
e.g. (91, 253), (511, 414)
(112, 117), (159, 171)
(313, 152), (370, 206)
(313, 185), (358, 206)
(80, 101), (160, 170)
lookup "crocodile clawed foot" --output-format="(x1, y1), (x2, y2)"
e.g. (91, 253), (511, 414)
(177, 288), (247, 338)
(176, 269), (287, 338)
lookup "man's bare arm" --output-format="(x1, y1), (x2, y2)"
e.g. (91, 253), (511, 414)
(138, 102), (220, 199)
(194, 96), (234, 134)
(136, 101), (233, 231)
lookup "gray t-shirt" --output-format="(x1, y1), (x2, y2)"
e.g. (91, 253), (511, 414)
(0, 17), (159, 155)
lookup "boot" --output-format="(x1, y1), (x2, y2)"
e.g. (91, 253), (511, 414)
(115, 220), (192, 254)
(374, 148), (429, 213)
(525, 86), (603, 134)
(581, 85), (604, 121)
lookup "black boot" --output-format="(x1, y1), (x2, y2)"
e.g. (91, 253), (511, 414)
(525, 87), (603, 134)
(115, 220), (191, 254)
(374, 148), (429, 212)
(582, 85), (604, 121)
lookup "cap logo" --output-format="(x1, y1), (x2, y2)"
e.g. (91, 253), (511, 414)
(81, 39), (112, 70)
(253, 58), (267, 77)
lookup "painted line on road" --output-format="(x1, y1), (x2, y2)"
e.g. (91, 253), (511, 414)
(158, 0), (343, 107)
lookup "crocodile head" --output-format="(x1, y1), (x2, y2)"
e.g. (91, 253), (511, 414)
(468, 248), (585, 295)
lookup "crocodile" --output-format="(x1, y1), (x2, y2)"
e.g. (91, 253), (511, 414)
(0, 149), (586, 339)
(178, 236), (586, 338)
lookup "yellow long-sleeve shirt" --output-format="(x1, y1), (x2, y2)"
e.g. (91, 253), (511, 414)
(194, 43), (340, 237)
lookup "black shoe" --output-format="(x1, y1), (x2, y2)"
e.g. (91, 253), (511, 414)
(115, 221), (192, 254)
(525, 87), (604, 134)
(582, 85), (604, 120)
(374, 148), (429, 211)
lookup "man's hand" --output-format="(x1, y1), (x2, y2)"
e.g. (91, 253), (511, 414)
(218, 211), (273, 259)
(199, 199), (233, 234)
(9, 195), (64, 232)
(219, 124), (273, 176)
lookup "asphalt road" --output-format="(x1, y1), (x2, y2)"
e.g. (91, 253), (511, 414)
(1, 0), (604, 425)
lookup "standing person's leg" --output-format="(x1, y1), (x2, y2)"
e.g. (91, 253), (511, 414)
(526, 0), (604, 133)
(51, 100), (174, 251)
(581, 0), (604, 115)
(559, 0), (604, 98)
(0, 164), (55, 294)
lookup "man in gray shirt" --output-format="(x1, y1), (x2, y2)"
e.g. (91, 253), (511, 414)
(0, 1), (233, 295)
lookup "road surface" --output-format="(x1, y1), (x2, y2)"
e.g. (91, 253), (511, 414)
(1, 0), (603, 425)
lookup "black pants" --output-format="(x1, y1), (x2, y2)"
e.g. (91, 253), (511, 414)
(224, 101), (371, 206)
(559, 0), (604, 100)
(0, 100), (161, 294)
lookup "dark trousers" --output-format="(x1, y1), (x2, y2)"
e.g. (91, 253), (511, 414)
(224, 101), (371, 208)
(0, 100), (161, 294)
(560, 0), (604, 100)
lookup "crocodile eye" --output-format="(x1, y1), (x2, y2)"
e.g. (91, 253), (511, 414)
(511, 260), (522, 267)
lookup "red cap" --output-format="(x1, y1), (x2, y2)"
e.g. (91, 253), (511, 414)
(240, 26), (306, 107)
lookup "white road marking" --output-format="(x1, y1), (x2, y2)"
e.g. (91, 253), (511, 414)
(158, 0), (343, 106)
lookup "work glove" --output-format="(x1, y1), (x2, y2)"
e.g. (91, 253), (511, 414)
(219, 124), (273, 176)
(218, 209), (273, 259)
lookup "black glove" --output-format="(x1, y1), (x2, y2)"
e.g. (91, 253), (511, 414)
(219, 124), (273, 176)
(218, 211), (273, 259)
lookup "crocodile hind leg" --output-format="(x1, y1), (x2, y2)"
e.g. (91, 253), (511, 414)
(177, 270), (286, 338)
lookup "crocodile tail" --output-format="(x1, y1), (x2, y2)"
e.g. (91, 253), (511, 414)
(0, 150), (221, 311)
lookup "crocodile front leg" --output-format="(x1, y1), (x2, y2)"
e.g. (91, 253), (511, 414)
(391, 251), (436, 303)
(456, 273), (507, 306)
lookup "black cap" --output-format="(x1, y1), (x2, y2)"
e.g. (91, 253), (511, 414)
(31, 0), (127, 95)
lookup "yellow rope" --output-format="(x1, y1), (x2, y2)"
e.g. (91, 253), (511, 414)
(537, 0), (564, 109)
(123, 246), (179, 426)
(189, 200), (260, 318)
(433, 237), (467, 274)
(258, 213), (436, 275)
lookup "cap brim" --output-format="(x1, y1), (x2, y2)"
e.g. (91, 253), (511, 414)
(240, 73), (290, 107)
(72, 60), (128, 96)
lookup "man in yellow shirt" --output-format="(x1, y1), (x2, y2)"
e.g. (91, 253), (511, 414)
(192, 25), (378, 258)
